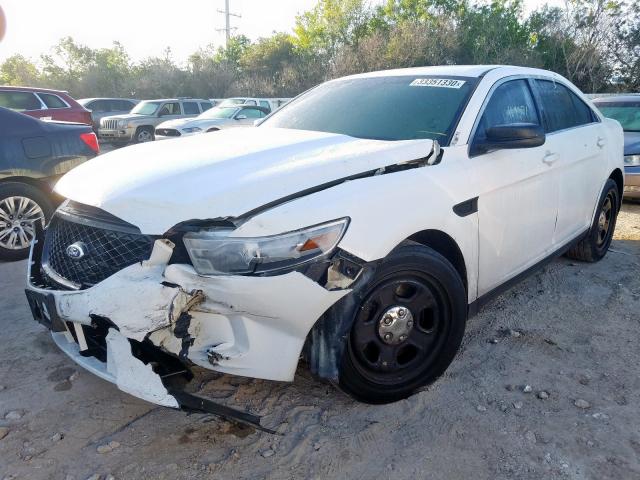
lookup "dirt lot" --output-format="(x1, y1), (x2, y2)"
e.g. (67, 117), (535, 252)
(0, 203), (639, 480)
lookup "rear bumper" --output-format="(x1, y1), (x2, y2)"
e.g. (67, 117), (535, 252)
(26, 237), (349, 405)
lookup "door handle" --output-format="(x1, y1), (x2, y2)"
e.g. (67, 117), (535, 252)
(597, 137), (606, 148)
(542, 152), (558, 165)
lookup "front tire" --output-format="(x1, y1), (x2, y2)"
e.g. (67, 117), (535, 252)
(134, 126), (154, 143)
(566, 179), (619, 262)
(0, 182), (53, 261)
(339, 244), (467, 404)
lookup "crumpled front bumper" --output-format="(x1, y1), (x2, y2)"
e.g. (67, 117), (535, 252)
(26, 238), (350, 407)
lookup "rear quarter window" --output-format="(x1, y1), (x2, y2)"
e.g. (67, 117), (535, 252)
(38, 93), (68, 109)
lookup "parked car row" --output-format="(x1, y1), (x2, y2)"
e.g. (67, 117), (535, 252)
(155, 105), (270, 139)
(98, 98), (214, 144)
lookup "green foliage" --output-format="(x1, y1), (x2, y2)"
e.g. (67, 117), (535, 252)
(1, 0), (638, 98)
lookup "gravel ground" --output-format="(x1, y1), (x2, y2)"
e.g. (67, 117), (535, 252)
(0, 203), (638, 480)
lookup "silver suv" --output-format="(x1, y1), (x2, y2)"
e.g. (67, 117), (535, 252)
(99, 98), (213, 144)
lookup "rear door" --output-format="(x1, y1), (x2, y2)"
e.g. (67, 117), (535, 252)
(36, 92), (71, 122)
(533, 79), (606, 244)
(466, 78), (559, 296)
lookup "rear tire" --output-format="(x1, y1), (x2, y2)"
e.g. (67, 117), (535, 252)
(338, 244), (467, 404)
(0, 182), (53, 261)
(566, 179), (619, 262)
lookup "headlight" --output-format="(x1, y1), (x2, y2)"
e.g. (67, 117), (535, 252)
(624, 155), (640, 166)
(183, 218), (349, 275)
(182, 127), (202, 133)
(117, 120), (128, 128)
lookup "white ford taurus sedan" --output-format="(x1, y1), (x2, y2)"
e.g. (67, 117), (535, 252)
(25, 65), (623, 416)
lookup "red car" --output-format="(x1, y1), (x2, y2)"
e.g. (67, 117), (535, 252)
(0, 86), (92, 125)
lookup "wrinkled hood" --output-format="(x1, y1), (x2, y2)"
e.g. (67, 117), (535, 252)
(55, 127), (433, 233)
(624, 131), (640, 156)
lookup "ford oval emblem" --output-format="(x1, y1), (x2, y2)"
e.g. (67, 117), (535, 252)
(66, 242), (88, 260)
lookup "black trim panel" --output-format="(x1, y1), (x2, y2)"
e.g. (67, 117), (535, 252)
(453, 197), (478, 217)
(468, 228), (589, 317)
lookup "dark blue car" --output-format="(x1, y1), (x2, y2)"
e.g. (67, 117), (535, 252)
(0, 107), (99, 260)
(594, 95), (640, 199)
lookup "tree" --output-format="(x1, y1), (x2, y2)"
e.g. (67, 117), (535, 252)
(0, 54), (40, 86)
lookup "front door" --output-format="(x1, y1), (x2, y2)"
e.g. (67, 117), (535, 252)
(466, 78), (559, 296)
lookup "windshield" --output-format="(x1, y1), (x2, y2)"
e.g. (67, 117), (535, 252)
(596, 102), (640, 132)
(262, 76), (476, 143)
(219, 98), (246, 107)
(131, 101), (162, 115)
(198, 107), (238, 119)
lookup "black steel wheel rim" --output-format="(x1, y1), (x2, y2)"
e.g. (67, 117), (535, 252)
(596, 192), (614, 247)
(349, 271), (451, 386)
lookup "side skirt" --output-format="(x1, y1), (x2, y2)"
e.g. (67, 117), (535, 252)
(468, 228), (589, 317)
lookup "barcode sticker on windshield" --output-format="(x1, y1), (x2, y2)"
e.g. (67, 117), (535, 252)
(410, 78), (466, 89)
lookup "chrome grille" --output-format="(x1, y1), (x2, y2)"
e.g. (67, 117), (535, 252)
(42, 206), (154, 289)
(102, 119), (118, 130)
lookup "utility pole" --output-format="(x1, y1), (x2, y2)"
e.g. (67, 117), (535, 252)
(217, 0), (241, 48)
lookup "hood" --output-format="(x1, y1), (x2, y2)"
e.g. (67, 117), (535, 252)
(157, 118), (192, 129)
(624, 131), (640, 156)
(102, 113), (149, 122)
(55, 127), (433, 234)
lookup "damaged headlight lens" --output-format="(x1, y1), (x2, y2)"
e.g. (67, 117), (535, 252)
(183, 218), (349, 275)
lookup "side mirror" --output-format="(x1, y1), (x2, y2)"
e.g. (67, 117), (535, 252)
(472, 123), (545, 155)
(236, 115), (247, 120)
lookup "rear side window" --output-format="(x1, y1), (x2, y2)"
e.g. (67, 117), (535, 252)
(88, 100), (108, 112)
(200, 102), (213, 111)
(38, 93), (68, 109)
(119, 100), (135, 111)
(474, 79), (540, 145)
(183, 102), (200, 115)
(535, 80), (595, 133)
(259, 100), (271, 110)
(0, 91), (42, 111)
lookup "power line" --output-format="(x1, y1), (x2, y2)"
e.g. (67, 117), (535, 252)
(216, 0), (241, 48)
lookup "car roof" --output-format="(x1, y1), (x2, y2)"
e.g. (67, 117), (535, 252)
(78, 98), (139, 103)
(139, 98), (210, 102)
(342, 65), (563, 80)
(0, 85), (70, 95)
(592, 95), (640, 104)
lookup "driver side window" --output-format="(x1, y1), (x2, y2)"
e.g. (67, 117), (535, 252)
(474, 79), (540, 146)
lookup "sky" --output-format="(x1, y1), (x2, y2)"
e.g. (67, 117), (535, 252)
(0, 0), (562, 65)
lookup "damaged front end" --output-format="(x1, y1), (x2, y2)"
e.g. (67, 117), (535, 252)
(24, 201), (365, 430)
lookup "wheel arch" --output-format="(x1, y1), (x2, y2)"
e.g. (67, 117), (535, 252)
(0, 175), (52, 193)
(406, 229), (468, 294)
(609, 168), (623, 208)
